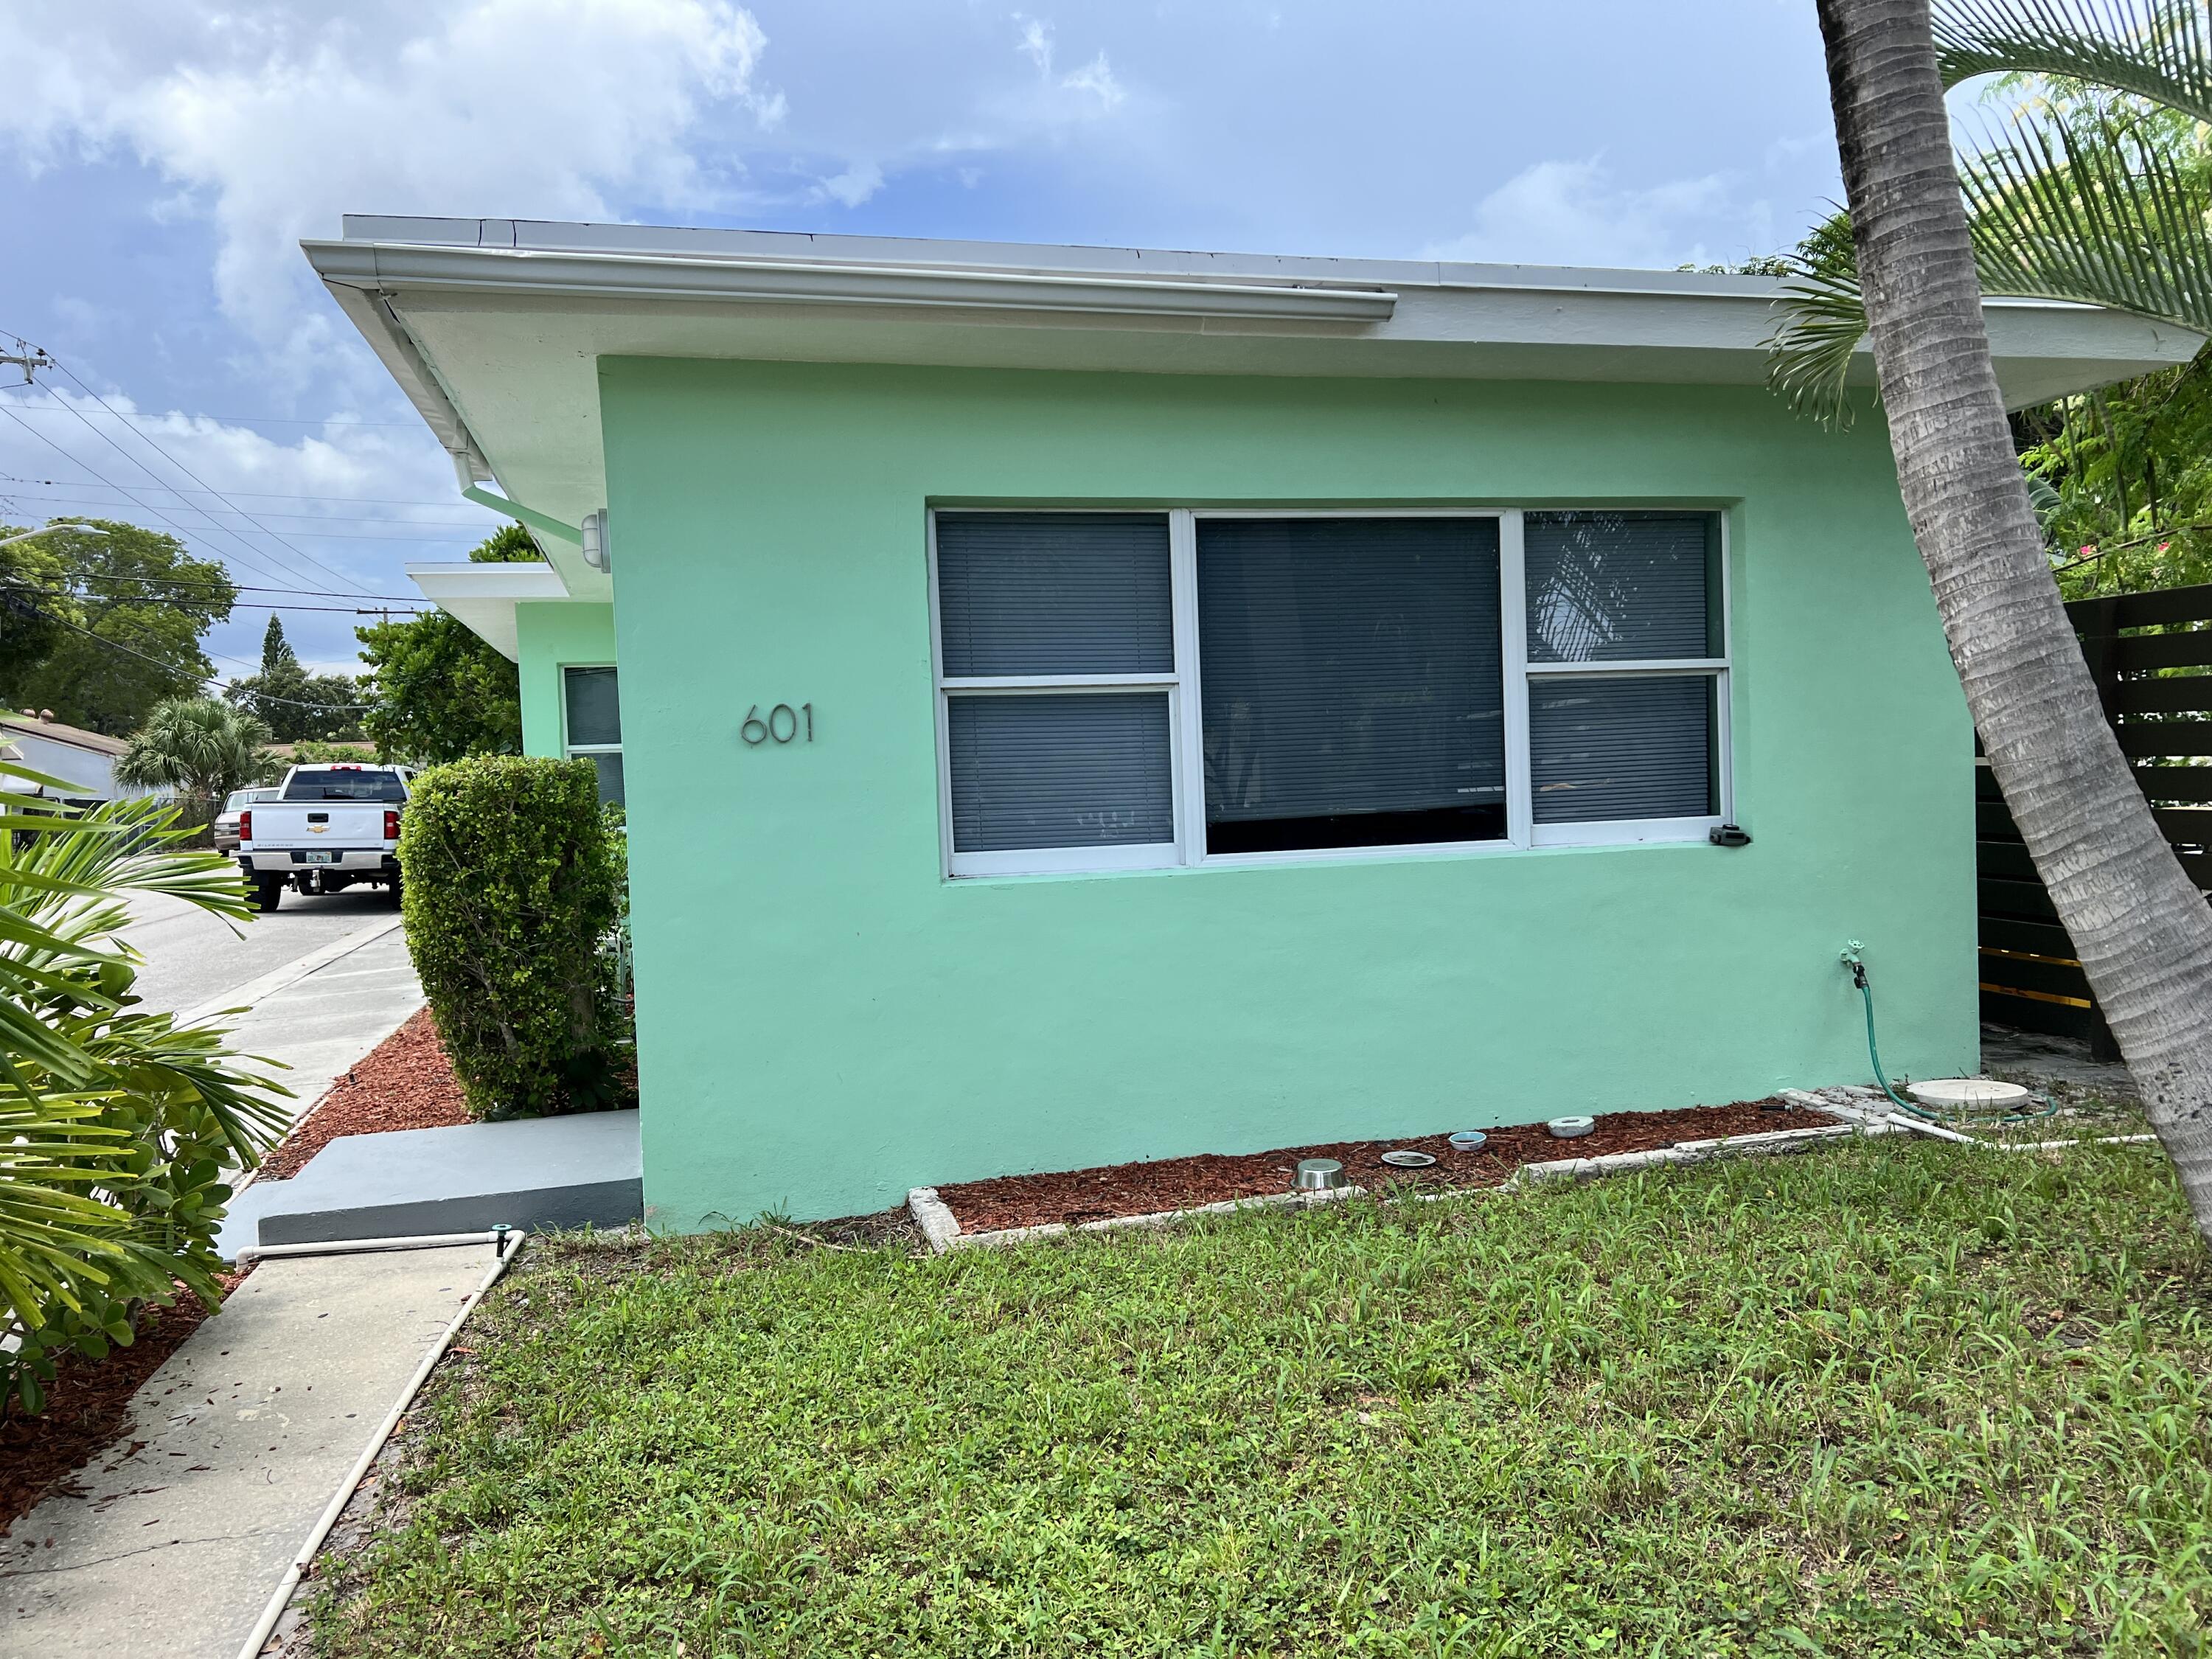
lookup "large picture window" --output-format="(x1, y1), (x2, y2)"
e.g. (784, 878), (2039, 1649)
(931, 508), (1729, 877)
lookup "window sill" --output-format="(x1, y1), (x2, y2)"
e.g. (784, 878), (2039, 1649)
(945, 819), (1728, 883)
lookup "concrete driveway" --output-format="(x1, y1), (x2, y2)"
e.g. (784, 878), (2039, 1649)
(126, 887), (407, 1018)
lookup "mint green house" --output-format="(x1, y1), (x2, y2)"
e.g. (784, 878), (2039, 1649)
(307, 218), (2191, 1228)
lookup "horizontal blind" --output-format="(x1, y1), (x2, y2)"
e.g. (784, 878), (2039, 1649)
(936, 513), (1173, 676)
(1197, 518), (1504, 845)
(563, 666), (622, 747)
(1524, 512), (1719, 663)
(1530, 675), (1715, 823)
(947, 693), (1174, 852)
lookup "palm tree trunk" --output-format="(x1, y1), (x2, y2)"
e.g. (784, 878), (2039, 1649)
(1818, 0), (2212, 1240)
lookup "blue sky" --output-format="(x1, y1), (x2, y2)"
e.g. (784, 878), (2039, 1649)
(0, 1), (1844, 677)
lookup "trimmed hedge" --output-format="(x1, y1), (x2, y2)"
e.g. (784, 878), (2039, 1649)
(398, 756), (622, 1119)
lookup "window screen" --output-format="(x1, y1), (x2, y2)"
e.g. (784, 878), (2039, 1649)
(1197, 517), (1505, 853)
(936, 514), (1172, 676)
(1524, 512), (1720, 663)
(947, 694), (1174, 852)
(1530, 676), (1716, 824)
(563, 667), (622, 748)
(935, 514), (1178, 861)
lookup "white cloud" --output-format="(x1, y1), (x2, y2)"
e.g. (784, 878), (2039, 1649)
(1426, 157), (1744, 270)
(0, 383), (504, 652)
(0, 1), (779, 370)
(815, 160), (885, 208)
(1006, 15), (1128, 121)
(1060, 52), (1124, 112)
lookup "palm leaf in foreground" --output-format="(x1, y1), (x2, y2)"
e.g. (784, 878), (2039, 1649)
(1933, 0), (2212, 121)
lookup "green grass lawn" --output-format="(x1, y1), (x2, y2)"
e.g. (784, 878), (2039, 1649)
(309, 1138), (2212, 1658)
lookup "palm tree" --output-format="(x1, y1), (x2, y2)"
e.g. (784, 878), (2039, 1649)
(1, 759), (288, 1411)
(114, 695), (274, 829)
(1811, 0), (2212, 1242)
(1778, 1), (2212, 418)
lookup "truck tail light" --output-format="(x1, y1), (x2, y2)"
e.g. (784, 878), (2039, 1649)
(238, 810), (250, 842)
(384, 810), (400, 841)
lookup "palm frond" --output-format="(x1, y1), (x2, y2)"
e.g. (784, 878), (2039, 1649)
(1963, 105), (2212, 333)
(1767, 260), (1873, 428)
(1933, 0), (2212, 122)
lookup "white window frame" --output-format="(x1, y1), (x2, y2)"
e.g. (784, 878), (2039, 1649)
(560, 663), (624, 785)
(928, 507), (1731, 878)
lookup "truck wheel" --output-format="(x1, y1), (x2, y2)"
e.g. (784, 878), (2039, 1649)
(254, 876), (285, 914)
(385, 877), (404, 908)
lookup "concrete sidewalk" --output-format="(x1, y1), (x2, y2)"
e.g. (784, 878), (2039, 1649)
(0, 1244), (493, 1659)
(211, 925), (425, 1259)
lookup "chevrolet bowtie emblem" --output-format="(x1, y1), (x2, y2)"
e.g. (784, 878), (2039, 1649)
(308, 824), (328, 833)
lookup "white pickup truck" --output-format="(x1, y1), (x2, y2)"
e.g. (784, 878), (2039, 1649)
(236, 763), (413, 912)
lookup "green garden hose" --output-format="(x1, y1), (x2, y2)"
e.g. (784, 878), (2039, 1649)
(1842, 945), (2058, 1128)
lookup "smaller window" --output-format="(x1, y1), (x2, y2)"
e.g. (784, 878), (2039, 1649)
(563, 666), (624, 806)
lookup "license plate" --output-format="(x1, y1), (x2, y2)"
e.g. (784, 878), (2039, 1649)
(303, 850), (335, 864)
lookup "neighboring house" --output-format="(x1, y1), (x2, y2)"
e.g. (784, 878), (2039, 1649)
(307, 216), (2197, 1228)
(0, 712), (156, 803)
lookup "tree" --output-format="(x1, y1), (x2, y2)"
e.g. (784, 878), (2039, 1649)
(0, 521), (234, 735)
(223, 613), (367, 743)
(114, 696), (274, 828)
(355, 524), (538, 763)
(1813, 0), (2212, 1240)
(0, 526), (67, 676)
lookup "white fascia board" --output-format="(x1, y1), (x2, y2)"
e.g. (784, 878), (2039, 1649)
(405, 560), (571, 663)
(305, 240), (1400, 323)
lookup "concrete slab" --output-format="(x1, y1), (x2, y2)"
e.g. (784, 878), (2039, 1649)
(255, 1110), (641, 1245)
(0, 1245), (491, 1659)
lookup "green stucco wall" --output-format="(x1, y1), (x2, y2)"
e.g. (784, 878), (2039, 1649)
(514, 599), (616, 758)
(598, 358), (1978, 1230)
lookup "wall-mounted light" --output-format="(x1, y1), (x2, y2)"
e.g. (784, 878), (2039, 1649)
(580, 509), (611, 572)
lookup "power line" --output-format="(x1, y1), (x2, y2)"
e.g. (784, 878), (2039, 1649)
(2, 473), (492, 509)
(1, 487), (489, 528)
(27, 570), (427, 602)
(0, 401), (368, 598)
(5, 582), (422, 616)
(35, 347), (380, 597)
(4, 406), (419, 429)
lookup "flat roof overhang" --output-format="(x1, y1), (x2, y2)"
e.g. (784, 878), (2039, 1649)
(404, 560), (570, 661)
(315, 218), (2204, 599)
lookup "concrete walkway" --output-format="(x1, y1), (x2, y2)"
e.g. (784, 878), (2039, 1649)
(0, 1244), (493, 1659)
(210, 924), (425, 1259)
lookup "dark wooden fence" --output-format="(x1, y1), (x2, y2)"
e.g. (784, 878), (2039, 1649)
(1978, 582), (2212, 1054)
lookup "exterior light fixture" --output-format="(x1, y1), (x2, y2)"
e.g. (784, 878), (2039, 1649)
(580, 509), (611, 572)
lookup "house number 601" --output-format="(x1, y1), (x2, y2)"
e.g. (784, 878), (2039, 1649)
(740, 703), (813, 745)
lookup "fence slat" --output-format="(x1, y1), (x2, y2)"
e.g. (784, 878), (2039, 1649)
(1979, 949), (2096, 1001)
(2114, 632), (2212, 672)
(2115, 677), (2212, 716)
(2072, 583), (2212, 630)
(1980, 914), (2079, 956)
(1980, 987), (2101, 1042)
(2115, 722), (2212, 757)
(2135, 765), (2212, 804)
(1980, 874), (2059, 922)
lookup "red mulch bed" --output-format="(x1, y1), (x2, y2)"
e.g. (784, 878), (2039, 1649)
(936, 1101), (1837, 1234)
(0, 1270), (247, 1534)
(256, 1008), (470, 1181)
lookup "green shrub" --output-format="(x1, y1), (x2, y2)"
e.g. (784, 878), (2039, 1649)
(399, 756), (623, 1120)
(1, 771), (288, 1416)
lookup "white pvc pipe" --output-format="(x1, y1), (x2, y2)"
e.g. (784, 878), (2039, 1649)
(231, 1227), (524, 1659)
(234, 1231), (505, 1262)
(1885, 1113), (2160, 1155)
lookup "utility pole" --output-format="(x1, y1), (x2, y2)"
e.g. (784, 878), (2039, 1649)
(1, 341), (51, 383)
